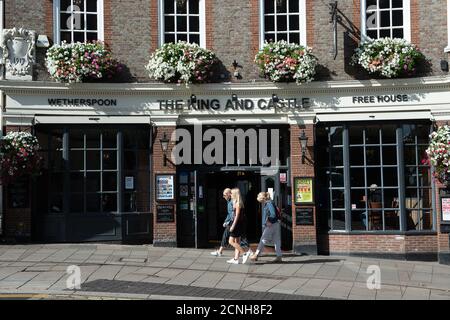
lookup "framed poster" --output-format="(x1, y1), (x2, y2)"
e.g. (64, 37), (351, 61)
(294, 177), (314, 204)
(156, 205), (175, 223)
(441, 196), (450, 223)
(156, 174), (175, 201)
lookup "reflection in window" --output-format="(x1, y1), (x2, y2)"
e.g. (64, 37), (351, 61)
(163, 0), (202, 45)
(317, 123), (432, 233)
(57, 0), (103, 43)
(263, 0), (306, 44)
(365, 0), (409, 40)
(35, 126), (150, 216)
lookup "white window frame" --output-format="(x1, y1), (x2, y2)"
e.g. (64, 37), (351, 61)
(158, 0), (206, 48)
(53, 0), (104, 44)
(360, 0), (411, 42)
(259, 0), (307, 48)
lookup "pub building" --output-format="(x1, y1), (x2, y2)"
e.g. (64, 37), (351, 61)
(0, 0), (450, 265)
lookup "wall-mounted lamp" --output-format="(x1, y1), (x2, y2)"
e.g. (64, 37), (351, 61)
(272, 94), (279, 103)
(232, 60), (242, 79)
(232, 94), (238, 102)
(160, 132), (170, 166)
(299, 130), (308, 163)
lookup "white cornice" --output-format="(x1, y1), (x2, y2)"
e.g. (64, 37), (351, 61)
(1, 75), (450, 97)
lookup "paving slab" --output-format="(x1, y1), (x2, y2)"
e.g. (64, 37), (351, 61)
(294, 279), (331, 297)
(402, 287), (431, 300)
(268, 277), (309, 295)
(376, 285), (404, 300)
(321, 280), (353, 299)
(191, 272), (225, 288)
(166, 270), (204, 286)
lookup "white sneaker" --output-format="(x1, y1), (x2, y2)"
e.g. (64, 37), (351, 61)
(210, 251), (222, 257)
(226, 258), (239, 264)
(242, 251), (251, 264)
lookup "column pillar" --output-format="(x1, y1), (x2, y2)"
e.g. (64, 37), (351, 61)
(290, 124), (317, 255)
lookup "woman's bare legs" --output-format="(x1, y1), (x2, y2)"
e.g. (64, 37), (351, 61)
(229, 237), (245, 260)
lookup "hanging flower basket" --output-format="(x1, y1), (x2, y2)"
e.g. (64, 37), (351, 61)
(0, 132), (43, 185)
(46, 41), (122, 83)
(254, 40), (318, 84)
(145, 41), (220, 84)
(351, 37), (425, 78)
(425, 125), (450, 185)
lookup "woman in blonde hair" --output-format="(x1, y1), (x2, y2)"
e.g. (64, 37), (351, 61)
(250, 192), (282, 263)
(227, 188), (252, 264)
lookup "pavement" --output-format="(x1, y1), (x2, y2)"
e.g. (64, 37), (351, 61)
(0, 244), (449, 300)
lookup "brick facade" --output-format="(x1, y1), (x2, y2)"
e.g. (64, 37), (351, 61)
(290, 124), (317, 255)
(152, 126), (177, 246)
(3, 0), (448, 82)
(324, 234), (438, 259)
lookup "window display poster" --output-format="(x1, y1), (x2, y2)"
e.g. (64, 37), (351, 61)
(125, 176), (134, 190)
(294, 177), (314, 204)
(441, 196), (450, 222)
(156, 174), (175, 200)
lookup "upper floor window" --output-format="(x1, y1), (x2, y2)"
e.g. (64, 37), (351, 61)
(160, 0), (205, 47)
(54, 0), (104, 44)
(361, 0), (411, 41)
(260, 0), (307, 47)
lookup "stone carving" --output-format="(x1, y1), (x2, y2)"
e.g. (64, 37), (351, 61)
(2, 28), (36, 80)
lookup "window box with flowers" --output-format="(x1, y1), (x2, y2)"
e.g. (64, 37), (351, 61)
(425, 125), (450, 186)
(351, 37), (426, 78)
(145, 41), (220, 85)
(254, 40), (318, 84)
(46, 41), (123, 83)
(0, 132), (43, 186)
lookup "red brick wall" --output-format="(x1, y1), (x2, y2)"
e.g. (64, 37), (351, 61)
(249, 0), (259, 66)
(3, 126), (33, 239)
(44, 0), (53, 41)
(327, 234), (437, 255)
(410, 0), (419, 47)
(103, 0), (113, 45)
(152, 126), (177, 245)
(353, 0), (361, 33)
(290, 124), (316, 249)
(205, 0), (214, 50)
(305, 0), (314, 47)
(150, 0), (159, 53)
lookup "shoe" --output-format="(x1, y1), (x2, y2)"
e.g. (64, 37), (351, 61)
(210, 251), (222, 257)
(249, 253), (258, 262)
(226, 258), (239, 264)
(242, 251), (251, 264)
(272, 256), (282, 263)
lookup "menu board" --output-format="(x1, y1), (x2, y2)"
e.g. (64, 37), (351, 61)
(294, 177), (314, 204)
(156, 174), (175, 201)
(8, 177), (29, 209)
(295, 207), (314, 225)
(156, 205), (175, 223)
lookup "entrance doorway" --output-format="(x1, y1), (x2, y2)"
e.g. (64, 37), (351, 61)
(177, 168), (293, 250)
